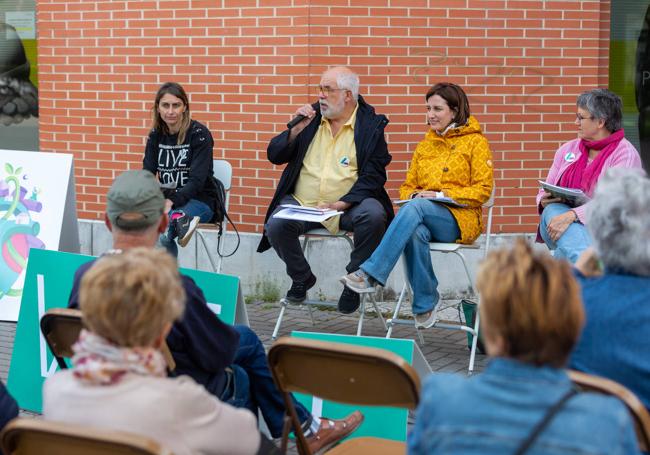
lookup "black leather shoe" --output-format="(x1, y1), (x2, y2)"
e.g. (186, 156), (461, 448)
(286, 273), (316, 302)
(337, 287), (361, 314)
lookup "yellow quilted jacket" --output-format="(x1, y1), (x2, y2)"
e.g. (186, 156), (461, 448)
(399, 116), (494, 244)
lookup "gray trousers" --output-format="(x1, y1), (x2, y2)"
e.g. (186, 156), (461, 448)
(265, 195), (387, 283)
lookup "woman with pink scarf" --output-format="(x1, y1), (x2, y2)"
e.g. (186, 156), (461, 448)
(537, 89), (642, 263)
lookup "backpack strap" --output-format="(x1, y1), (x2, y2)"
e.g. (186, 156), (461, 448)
(514, 387), (578, 455)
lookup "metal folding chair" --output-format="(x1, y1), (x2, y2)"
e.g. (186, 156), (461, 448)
(569, 370), (650, 452)
(271, 229), (387, 340)
(40, 308), (176, 372)
(386, 186), (496, 375)
(268, 337), (420, 454)
(195, 159), (232, 274)
(0, 418), (172, 455)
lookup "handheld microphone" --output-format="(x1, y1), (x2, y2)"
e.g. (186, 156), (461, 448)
(287, 114), (307, 129)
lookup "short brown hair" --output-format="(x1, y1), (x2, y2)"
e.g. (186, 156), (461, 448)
(79, 248), (185, 347)
(425, 82), (471, 126)
(477, 239), (584, 368)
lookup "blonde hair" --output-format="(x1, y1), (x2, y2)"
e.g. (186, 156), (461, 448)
(79, 248), (185, 347)
(477, 239), (584, 367)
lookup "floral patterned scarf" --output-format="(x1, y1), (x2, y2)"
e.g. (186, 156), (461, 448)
(72, 329), (167, 385)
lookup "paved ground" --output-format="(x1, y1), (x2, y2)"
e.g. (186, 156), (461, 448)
(249, 298), (487, 374)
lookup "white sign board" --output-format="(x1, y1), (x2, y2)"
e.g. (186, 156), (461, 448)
(0, 150), (79, 321)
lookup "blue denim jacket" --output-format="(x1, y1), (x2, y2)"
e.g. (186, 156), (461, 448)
(570, 271), (650, 409)
(408, 358), (639, 454)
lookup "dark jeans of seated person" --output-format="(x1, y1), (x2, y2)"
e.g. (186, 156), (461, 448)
(222, 325), (312, 438)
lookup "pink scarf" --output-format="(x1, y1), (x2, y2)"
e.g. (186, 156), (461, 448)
(559, 129), (625, 194)
(72, 329), (167, 385)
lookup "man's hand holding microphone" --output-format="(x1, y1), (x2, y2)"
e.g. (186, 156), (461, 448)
(287, 104), (317, 142)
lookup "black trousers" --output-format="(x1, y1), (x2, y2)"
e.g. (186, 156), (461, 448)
(265, 194), (387, 283)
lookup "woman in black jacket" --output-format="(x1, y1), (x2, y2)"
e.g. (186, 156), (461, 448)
(143, 82), (218, 257)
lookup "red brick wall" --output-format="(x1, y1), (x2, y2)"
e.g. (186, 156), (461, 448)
(37, 0), (610, 234)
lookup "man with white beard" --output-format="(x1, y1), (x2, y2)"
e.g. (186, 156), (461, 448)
(258, 67), (394, 314)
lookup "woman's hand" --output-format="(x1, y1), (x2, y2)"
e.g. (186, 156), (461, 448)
(546, 210), (577, 242)
(539, 191), (562, 209)
(575, 247), (603, 277)
(415, 190), (444, 199)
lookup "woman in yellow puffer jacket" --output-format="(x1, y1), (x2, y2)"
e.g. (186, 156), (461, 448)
(342, 82), (494, 328)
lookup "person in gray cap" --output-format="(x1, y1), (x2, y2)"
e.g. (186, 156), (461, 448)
(68, 170), (364, 453)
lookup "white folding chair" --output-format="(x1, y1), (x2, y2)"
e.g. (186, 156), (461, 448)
(195, 159), (232, 274)
(386, 186), (496, 375)
(271, 228), (387, 340)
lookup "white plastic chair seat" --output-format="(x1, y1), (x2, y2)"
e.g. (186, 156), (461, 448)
(428, 242), (480, 252)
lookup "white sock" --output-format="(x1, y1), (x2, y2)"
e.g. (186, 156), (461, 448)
(310, 415), (321, 434)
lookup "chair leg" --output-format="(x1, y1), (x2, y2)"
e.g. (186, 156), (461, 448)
(356, 296), (366, 336)
(307, 303), (316, 326)
(198, 230), (219, 273)
(467, 304), (481, 376)
(272, 299), (289, 341)
(369, 293), (387, 330)
(386, 278), (408, 338)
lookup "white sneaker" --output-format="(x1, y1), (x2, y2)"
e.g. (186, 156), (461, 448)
(340, 270), (376, 294)
(414, 308), (438, 329)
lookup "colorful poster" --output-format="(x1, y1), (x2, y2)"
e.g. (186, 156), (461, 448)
(0, 150), (75, 321)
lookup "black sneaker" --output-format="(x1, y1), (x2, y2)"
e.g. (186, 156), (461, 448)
(176, 215), (200, 247)
(337, 287), (361, 314)
(286, 273), (317, 303)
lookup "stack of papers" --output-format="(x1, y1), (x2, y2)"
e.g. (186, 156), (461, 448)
(273, 205), (343, 222)
(538, 181), (589, 207)
(394, 197), (467, 208)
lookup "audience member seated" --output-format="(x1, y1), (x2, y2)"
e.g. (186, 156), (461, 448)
(408, 239), (640, 454)
(537, 88), (642, 263)
(0, 381), (18, 431)
(67, 170), (362, 452)
(258, 66), (394, 314)
(570, 168), (650, 409)
(44, 248), (261, 455)
(342, 82), (493, 329)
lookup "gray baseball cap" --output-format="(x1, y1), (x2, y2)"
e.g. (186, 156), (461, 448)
(106, 170), (165, 230)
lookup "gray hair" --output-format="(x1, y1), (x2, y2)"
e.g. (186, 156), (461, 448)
(336, 71), (359, 102)
(576, 88), (623, 133)
(588, 168), (650, 276)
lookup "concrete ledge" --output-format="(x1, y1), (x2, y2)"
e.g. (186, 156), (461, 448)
(78, 220), (540, 301)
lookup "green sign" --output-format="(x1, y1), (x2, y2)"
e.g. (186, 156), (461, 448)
(8, 248), (244, 412)
(291, 331), (420, 442)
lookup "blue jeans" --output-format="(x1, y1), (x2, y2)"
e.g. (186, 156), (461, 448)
(230, 325), (311, 438)
(361, 199), (460, 315)
(160, 198), (213, 257)
(539, 203), (592, 263)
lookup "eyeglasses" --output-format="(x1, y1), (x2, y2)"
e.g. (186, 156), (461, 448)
(316, 86), (348, 96)
(575, 113), (594, 122)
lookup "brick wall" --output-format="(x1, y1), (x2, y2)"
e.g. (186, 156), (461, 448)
(37, 0), (611, 234)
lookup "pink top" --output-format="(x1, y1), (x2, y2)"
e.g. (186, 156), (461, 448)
(536, 138), (642, 223)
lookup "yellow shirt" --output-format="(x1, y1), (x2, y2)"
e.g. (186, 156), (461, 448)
(293, 105), (359, 233)
(399, 116), (494, 244)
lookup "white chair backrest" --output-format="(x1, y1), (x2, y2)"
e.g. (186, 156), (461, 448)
(484, 185), (496, 208)
(482, 185), (496, 258)
(213, 159), (232, 192)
